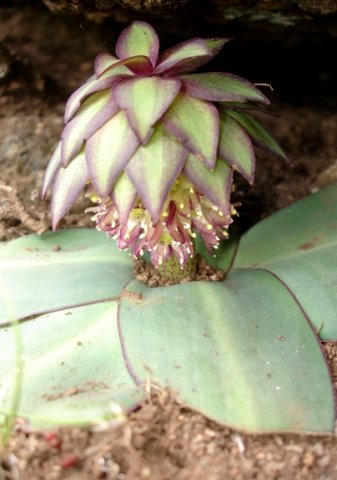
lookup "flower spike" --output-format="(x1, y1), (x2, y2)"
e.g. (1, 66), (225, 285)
(44, 21), (285, 271)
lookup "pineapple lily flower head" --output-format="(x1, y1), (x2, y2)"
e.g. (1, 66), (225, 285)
(43, 21), (287, 272)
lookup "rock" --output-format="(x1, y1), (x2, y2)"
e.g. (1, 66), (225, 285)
(40, 0), (337, 16)
(298, 0), (337, 15)
(35, 0), (337, 38)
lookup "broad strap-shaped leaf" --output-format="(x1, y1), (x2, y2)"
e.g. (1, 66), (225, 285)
(119, 274), (335, 433)
(155, 37), (228, 76)
(195, 234), (238, 272)
(234, 182), (337, 341)
(0, 229), (134, 323)
(116, 21), (159, 68)
(61, 90), (118, 167)
(94, 53), (119, 76)
(85, 111), (139, 197)
(42, 142), (62, 198)
(112, 172), (138, 223)
(125, 126), (187, 222)
(180, 73), (270, 104)
(226, 110), (288, 161)
(0, 302), (143, 427)
(51, 149), (88, 229)
(204, 38), (230, 55)
(218, 112), (255, 184)
(184, 155), (232, 215)
(114, 77), (181, 143)
(162, 94), (219, 169)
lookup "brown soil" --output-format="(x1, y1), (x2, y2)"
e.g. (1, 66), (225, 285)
(1, 3), (337, 479)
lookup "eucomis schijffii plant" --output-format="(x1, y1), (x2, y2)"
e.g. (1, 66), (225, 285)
(43, 21), (286, 277)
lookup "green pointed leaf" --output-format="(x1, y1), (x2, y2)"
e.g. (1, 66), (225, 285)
(51, 148), (88, 229)
(204, 38), (228, 53)
(62, 90), (118, 166)
(125, 126), (187, 222)
(234, 183), (337, 340)
(184, 155), (232, 215)
(64, 65), (131, 124)
(0, 229), (134, 323)
(42, 141), (62, 198)
(162, 94), (219, 168)
(112, 172), (138, 223)
(114, 77), (181, 143)
(116, 21), (159, 68)
(100, 62), (133, 78)
(97, 55), (153, 78)
(94, 53), (119, 76)
(119, 273), (335, 433)
(0, 302), (143, 428)
(85, 110), (139, 197)
(155, 38), (228, 76)
(226, 110), (287, 161)
(219, 113), (255, 183)
(180, 73), (269, 104)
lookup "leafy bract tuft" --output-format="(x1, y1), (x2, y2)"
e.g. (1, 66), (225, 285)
(43, 21), (286, 268)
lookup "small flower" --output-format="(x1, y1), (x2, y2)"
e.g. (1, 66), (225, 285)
(88, 175), (232, 267)
(43, 21), (286, 268)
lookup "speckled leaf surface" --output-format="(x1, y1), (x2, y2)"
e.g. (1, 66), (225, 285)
(0, 302), (143, 427)
(119, 272), (335, 433)
(0, 229), (134, 323)
(234, 183), (337, 340)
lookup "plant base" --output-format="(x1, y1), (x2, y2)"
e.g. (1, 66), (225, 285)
(156, 255), (196, 283)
